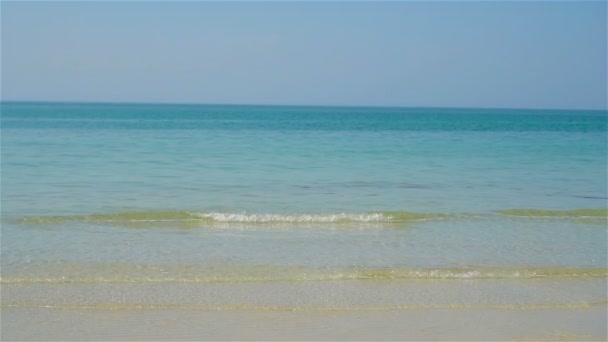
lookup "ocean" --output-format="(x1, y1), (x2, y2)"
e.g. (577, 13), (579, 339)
(1, 102), (606, 339)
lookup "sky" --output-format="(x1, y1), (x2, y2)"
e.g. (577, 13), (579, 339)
(1, 1), (606, 110)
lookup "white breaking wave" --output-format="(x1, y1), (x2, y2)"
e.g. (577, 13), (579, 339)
(193, 212), (390, 223)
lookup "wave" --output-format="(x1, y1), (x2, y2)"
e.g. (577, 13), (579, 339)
(2, 265), (606, 284)
(14, 210), (453, 226)
(13, 208), (606, 228)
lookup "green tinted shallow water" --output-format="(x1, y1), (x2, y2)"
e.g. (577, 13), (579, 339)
(497, 208), (608, 218)
(14, 210), (453, 225)
(13, 208), (607, 225)
(1, 103), (606, 310)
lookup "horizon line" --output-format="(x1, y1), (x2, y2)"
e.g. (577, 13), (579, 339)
(1, 99), (606, 112)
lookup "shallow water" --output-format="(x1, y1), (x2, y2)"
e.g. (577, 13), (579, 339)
(1, 103), (606, 339)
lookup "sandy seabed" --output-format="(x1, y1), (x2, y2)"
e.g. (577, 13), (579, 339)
(1, 306), (606, 341)
(2, 278), (606, 340)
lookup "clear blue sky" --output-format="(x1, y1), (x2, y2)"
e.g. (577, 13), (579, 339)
(2, 1), (606, 109)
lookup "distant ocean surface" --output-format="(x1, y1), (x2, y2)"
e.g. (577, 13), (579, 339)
(1, 102), (606, 313)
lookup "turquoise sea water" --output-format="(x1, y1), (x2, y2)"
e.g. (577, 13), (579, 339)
(1, 102), (606, 310)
